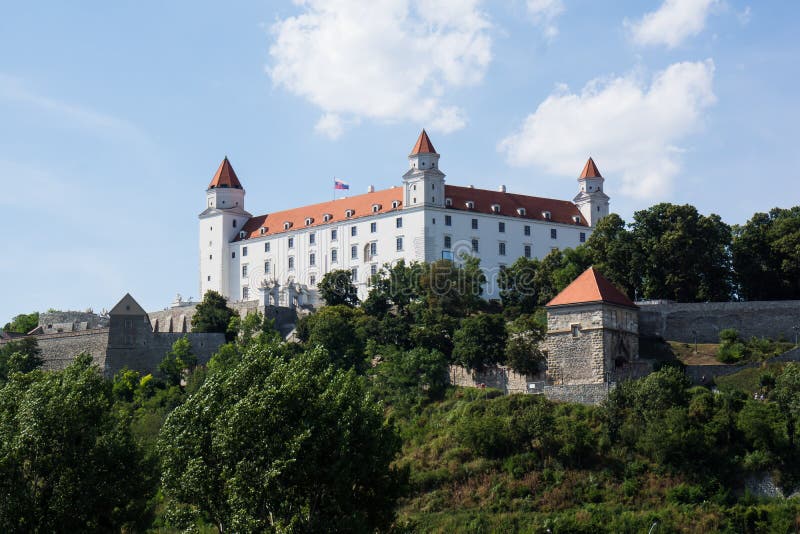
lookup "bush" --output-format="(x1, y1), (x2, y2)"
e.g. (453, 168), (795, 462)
(666, 483), (705, 504)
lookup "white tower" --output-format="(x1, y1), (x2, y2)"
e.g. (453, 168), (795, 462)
(403, 129), (445, 209)
(199, 157), (251, 300)
(573, 157), (610, 227)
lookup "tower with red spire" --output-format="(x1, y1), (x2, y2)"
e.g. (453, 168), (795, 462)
(403, 129), (446, 209)
(573, 157), (610, 227)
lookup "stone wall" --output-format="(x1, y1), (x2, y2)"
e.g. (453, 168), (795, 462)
(22, 329), (110, 371)
(638, 300), (800, 343)
(542, 383), (612, 405)
(104, 332), (225, 377)
(447, 364), (538, 395)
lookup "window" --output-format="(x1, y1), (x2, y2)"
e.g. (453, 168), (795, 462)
(471, 218), (478, 230)
(351, 226), (357, 237)
(370, 222), (377, 233)
(345, 209), (354, 218)
(444, 236), (452, 249)
(580, 232), (586, 243)
(323, 213), (332, 222)
(491, 204), (500, 213)
(392, 200), (400, 209)
(351, 245), (358, 260)
(524, 245), (531, 258)
(396, 237), (403, 251)
(571, 324), (580, 337)
(233, 220), (237, 228)
(310, 274), (316, 286)
(265, 242), (270, 252)
(351, 267), (358, 282)
(517, 207), (527, 216)
(369, 242), (377, 257)
(305, 217), (313, 226)
(231, 252), (236, 259)
(471, 239), (479, 253)
(264, 260), (271, 273)
(242, 246), (248, 257)
(331, 229), (338, 241)
(445, 215), (452, 226)
(288, 237), (294, 248)
(372, 204), (381, 213)
(371, 264), (378, 276)
(288, 256), (295, 270)
(445, 198), (452, 206)
(498, 222), (505, 233)
(284, 222), (291, 230)
(551, 228), (557, 239)
(242, 265), (248, 277)
(207, 275), (211, 282)
(396, 217), (403, 228)
(309, 253), (316, 266)
(524, 225), (531, 236)
(331, 249), (338, 263)
(209, 254), (212, 260)
(499, 242), (506, 256)
(466, 201), (475, 209)
(432, 218), (436, 224)
(309, 233), (316, 245)
(242, 287), (249, 300)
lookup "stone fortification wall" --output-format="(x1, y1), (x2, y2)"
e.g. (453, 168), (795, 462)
(545, 305), (605, 384)
(36, 310), (109, 334)
(638, 300), (800, 344)
(447, 364), (537, 395)
(684, 346), (800, 386)
(9, 329), (111, 371)
(543, 383), (611, 405)
(148, 301), (297, 337)
(104, 332), (225, 377)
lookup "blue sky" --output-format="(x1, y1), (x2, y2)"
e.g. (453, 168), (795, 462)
(1, 0), (798, 322)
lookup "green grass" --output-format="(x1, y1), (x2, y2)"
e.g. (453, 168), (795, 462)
(714, 363), (787, 394)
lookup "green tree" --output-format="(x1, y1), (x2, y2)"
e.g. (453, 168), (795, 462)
(732, 206), (800, 300)
(0, 354), (152, 531)
(191, 290), (237, 341)
(158, 336), (197, 386)
(498, 257), (541, 316)
(158, 344), (402, 533)
(504, 314), (546, 375)
(318, 269), (360, 307)
(0, 337), (43, 381)
(452, 314), (507, 371)
(372, 346), (449, 412)
(297, 305), (366, 370)
(584, 213), (639, 299)
(2, 312), (39, 334)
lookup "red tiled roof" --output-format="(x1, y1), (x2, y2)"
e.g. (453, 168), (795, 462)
(444, 185), (588, 226)
(579, 157), (602, 179)
(236, 187), (404, 240)
(410, 129), (437, 155)
(546, 267), (636, 308)
(208, 157), (243, 189)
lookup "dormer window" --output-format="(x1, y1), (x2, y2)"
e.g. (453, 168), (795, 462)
(517, 207), (526, 216)
(465, 201), (475, 210)
(260, 227), (267, 235)
(445, 198), (452, 207)
(491, 204), (501, 213)
(391, 200), (400, 209)
(345, 209), (354, 218)
(323, 213), (332, 222)
(283, 222), (292, 230)
(572, 215), (581, 224)
(238, 231), (246, 239)
(372, 204), (381, 213)
(542, 211), (552, 220)
(305, 217), (314, 226)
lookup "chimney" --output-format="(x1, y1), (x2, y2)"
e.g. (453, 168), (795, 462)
(498, 185), (507, 193)
(367, 185), (375, 193)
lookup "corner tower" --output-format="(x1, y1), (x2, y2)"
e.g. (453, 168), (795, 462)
(403, 129), (445, 208)
(199, 157), (251, 300)
(573, 157), (610, 227)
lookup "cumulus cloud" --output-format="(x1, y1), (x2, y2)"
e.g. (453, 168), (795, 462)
(498, 60), (716, 199)
(268, 0), (492, 137)
(627, 0), (719, 48)
(527, 0), (564, 39)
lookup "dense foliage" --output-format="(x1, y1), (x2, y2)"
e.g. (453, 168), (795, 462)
(190, 290), (237, 340)
(1, 311), (39, 334)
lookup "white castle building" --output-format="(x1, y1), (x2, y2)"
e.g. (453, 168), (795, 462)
(199, 130), (609, 307)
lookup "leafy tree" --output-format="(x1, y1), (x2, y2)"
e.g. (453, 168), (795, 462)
(452, 314), (507, 371)
(2, 311), (39, 334)
(504, 314), (547, 375)
(584, 213), (639, 299)
(298, 305), (366, 370)
(732, 206), (800, 300)
(191, 290), (237, 341)
(0, 354), (152, 531)
(417, 258), (486, 317)
(158, 336), (197, 386)
(0, 337), (43, 381)
(772, 363), (800, 448)
(112, 367), (141, 403)
(372, 346), (449, 412)
(408, 305), (459, 357)
(498, 257), (541, 317)
(318, 269), (360, 307)
(158, 344), (402, 533)
(232, 311), (280, 347)
(630, 203), (733, 302)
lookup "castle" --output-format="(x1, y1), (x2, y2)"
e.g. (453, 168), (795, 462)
(199, 130), (609, 306)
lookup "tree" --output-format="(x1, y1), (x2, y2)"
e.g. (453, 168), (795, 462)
(584, 213), (639, 299)
(452, 314), (507, 371)
(504, 314), (547, 375)
(0, 337), (43, 381)
(318, 269), (360, 307)
(297, 305), (366, 370)
(158, 344), (402, 533)
(732, 206), (800, 300)
(2, 312), (39, 334)
(0, 354), (152, 531)
(191, 290), (237, 341)
(158, 336), (197, 386)
(498, 257), (541, 317)
(372, 346), (449, 412)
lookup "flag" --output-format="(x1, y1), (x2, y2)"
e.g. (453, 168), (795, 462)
(334, 178), (350, 190)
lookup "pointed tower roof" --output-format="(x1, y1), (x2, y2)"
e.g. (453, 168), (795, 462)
(410, 129), (437, 155)
(109, 293), (148, 316)
(546, 267), (636, 309)
(579, 157), (603, 179)
(208, 157), (243, 189)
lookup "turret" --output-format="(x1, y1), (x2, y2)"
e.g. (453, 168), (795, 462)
(573, 157), (610, 227)
(403, 129), (445, 208)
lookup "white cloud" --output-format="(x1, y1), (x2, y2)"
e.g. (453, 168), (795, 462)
(498, 60), (716, 199)
(268, 0), (491, 137)
(627, 0), (718, 48)
(527, 0), (564, 39)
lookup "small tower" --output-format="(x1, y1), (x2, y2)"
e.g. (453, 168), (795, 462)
(199, 157), (251, 300)
(403, 129), (445, 208)
(573, 157), (610, 227)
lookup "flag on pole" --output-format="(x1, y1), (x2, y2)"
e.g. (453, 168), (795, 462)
(334, 178), (350, 190)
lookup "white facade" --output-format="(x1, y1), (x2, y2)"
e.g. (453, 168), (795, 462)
(199, 133), (607, 307)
